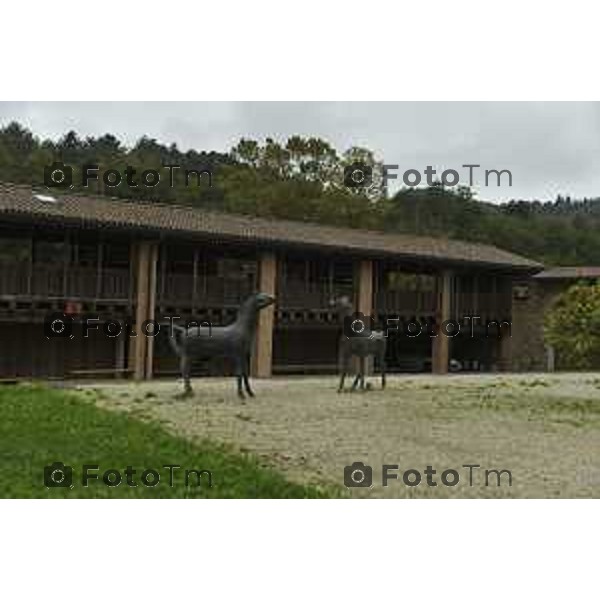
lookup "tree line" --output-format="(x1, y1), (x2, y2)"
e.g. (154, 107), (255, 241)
(1, 121), (599, 266)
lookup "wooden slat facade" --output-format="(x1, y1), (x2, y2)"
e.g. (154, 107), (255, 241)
(0, 225), (520, 379)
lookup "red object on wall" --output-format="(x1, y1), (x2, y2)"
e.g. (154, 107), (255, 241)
(64, 301), (83, 315)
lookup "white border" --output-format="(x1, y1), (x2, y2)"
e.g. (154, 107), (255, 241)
(2, 2), (599, 597)
(2, 1), (599, 99)
(1, 501), (597, 599)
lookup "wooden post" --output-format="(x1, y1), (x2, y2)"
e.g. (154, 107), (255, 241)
(128, 243), (138, 372)
(27, 234), (33, 296)
(192, 248), (198, 308)
(133, 241), (150, 381)
(355, 259), (374, 375)
(96, 241), (104, 298)
(252, 251), (277, 378)
(62, 231), (69, 297)
(432, 269), (453, 374)
(498, 328), (512, 372)
(145, 243), (159, 379)
(356, 259), (374, 318)
(115, 323), (126, 379)
(159, 244), (167, 300)
(130, 240), (159, 381)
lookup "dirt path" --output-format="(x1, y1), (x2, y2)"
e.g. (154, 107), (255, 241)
(85, 373), (600, 498)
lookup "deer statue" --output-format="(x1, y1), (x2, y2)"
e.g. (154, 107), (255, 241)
(166, 292), (275, 399)
(332, 296), (387, 392)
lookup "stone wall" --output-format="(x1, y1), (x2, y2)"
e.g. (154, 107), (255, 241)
(510, 278), (568, 371)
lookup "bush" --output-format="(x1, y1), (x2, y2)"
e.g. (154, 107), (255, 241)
(544, 281), (600, 369)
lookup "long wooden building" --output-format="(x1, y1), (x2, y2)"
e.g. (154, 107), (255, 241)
(0, 183), (542, 379)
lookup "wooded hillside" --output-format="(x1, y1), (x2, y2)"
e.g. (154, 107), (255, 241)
(1, 121), (598, 266)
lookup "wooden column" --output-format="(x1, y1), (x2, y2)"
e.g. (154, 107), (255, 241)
(432, 269), (453, 374)
(115, 323), (126, 379)
(497, 278), (512, 371)
(498, 329), (512, 372)
(252, 251), (277, 378)
(132, 241), (150, 381)
(355, 259), (374, 375)
(356, 259), (374, 317)
(131, 240), (158, 381)
(546, 345), (555, 372)
(145, 243), (159, 379)
(128, 243), (138, 373)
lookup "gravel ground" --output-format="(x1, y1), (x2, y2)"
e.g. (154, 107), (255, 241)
(83, 372), (600, 498)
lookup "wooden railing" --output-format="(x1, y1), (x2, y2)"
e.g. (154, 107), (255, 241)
(158, 277), (356, 310)
(455, 291), (512, 321)
(278, 282), (330, 309)
(375, 290), (437, 314)
(278, 281), (354, 309)
(158, 273), (255, 307)
(0, 263), (131, 301)
(376, 288), (511, 320)
(158, 274), (354, 309)
(0, 262), (30, 296)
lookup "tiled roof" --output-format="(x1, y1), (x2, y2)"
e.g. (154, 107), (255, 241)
(534, 266), (600, 280)
(0, 183), (542, 271)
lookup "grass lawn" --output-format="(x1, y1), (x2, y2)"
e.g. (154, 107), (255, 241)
(0, 385), (335, 498)
(87, 373), (600, 498)
(4, 374), (599, 498)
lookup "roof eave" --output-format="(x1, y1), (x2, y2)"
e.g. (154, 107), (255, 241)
(0, 209), (542, 273)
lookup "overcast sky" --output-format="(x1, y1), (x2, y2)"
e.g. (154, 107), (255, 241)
(1, 101), (599, 203)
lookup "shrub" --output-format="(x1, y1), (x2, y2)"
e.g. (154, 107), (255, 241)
(544, 281), (600, 369)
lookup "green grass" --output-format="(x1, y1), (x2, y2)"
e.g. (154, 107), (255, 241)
(0, 385), (334, 498)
